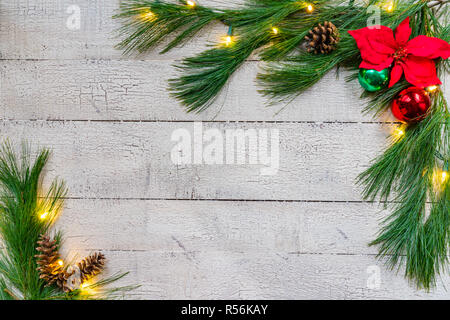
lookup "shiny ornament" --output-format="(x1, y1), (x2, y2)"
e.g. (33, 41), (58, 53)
(391, 87), (431, 122)
(358, 68), (390, 92)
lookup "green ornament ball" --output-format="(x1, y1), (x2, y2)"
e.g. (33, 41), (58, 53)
(358, 68), (390, 92)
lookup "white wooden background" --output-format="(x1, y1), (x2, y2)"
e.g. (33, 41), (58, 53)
(1, 0), (449, 299)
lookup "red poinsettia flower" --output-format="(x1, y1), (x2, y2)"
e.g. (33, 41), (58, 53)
(348, 17), (450, 88)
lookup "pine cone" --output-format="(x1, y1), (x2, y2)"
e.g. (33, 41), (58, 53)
(305, 21), (340, 54)
(78, 252), (105, 282)
(35, 234), (64, 287)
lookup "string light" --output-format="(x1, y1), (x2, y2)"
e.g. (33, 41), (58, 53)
(222, 25), (234, 47)
(39, 212), (49, 220)
(306, 3), (314, 13)
(80, 280), (97, 295)
(442, 171), (448, 183)
(272, 27), (279, 35)
(426, 85), (439, 93)
(140, 10), (155, 21)
(393, 126), (405, 139)
(386, 2), (394, 12)
(223, 35), (233, 46)
(186, 0), (196, 7)
(432, 168), (448, 192)
(57, 259), (64, 267)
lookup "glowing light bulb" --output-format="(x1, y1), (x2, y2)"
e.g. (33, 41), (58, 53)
(442, 171), (448, 183)
(306, 4), (314, 13)
(187, 0), (196, 7)
(140, 10), (155, 21)
(80, 280), (97, 295)
(394, 127), (405, 139)
(39, 212), (49, 220)
(223, 35), (233, 46)
(272, 27), (279, 35)
(432, 168), (448, 192)
(426, 85), (438, 93)
(57, 259), (64, 267)
(387, 3), (394, 12)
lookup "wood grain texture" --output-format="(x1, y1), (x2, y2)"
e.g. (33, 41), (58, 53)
(57, 199), (450, 300)
(69, 250), (450, 300)
(1, 0), (449, 299)
(0, 0), (241, 60)
(56, 199), (383, 255)
(0, 120), (387, 201)
(0, 59), (381, 122)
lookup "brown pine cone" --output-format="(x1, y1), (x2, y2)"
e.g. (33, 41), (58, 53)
(35, 234), (64, 287)
(78, 252), (106, 282)
(305, 21), (340, 54)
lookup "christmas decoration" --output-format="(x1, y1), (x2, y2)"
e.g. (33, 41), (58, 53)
(349, 17), (450, 88)
(115, 0), (450, 290)
(0, 142), (134, 300)
(305, 21), (340, 54)
(35, 234), (107, 293)
(78, 252), (106, 283)
(391, 87), (431, 122)
(358, 68), (390, 92)
(35, 234), (65, 287)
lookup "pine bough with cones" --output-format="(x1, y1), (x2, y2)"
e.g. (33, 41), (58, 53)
(36, 235), (106, 293)
(0, 142), (134, 300)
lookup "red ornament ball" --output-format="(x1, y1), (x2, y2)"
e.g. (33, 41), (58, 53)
(391, 87), (431, 123)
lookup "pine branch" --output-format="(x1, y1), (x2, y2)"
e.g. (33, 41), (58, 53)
(114, 0), (225, 55)
(169, 33), (268, 112)
(260, 0), (350, 61)
(0, 141), (134, 299)
(0, 141), (66, 300)
(360, 93), (449, 290)
(169, 0), (306, 112)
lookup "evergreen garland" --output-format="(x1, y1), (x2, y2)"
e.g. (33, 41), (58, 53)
(114, 0), (450, 290)
(0, 141), (134, 300)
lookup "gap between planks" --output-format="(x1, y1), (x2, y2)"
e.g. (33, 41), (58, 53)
(62, 197), (391, 204)
(61, 247), (385, 258)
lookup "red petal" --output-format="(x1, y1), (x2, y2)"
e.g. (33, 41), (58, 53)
(403, 56), (442, 88)
(395, 17), (412, 45)
(407, 35), (450, 59)
(348, 26), (397, 67)
(360, 57), (393, 71)
(365, 26), (398, 54)
(388, 63), (404, 87)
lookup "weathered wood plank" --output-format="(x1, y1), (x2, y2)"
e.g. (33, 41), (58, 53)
(0, 0), (248, 60)
(56, 199), (384, 255)
(0, 120), (389, 201)
(0, 59), (387, 122)
(70, 249), (450, 299)
(2, 0), (448, 300)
